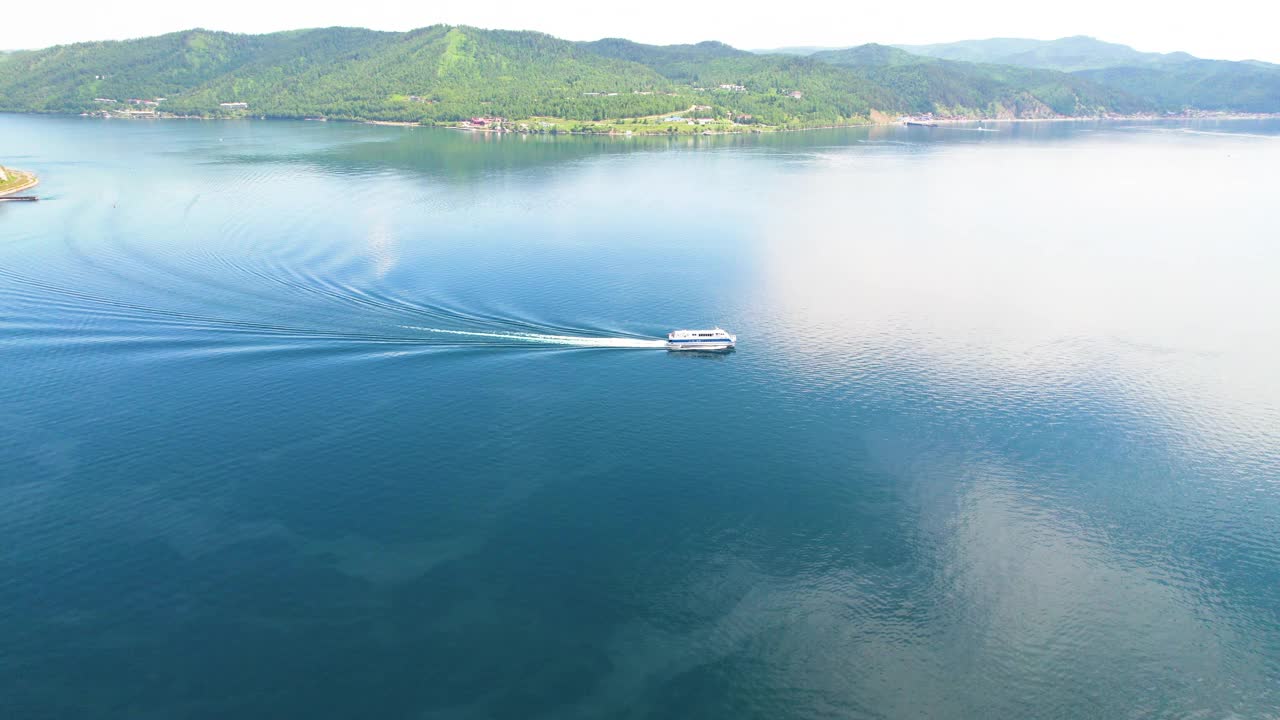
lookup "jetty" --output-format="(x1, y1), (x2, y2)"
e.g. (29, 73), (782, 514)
(0, 165), (40, 200)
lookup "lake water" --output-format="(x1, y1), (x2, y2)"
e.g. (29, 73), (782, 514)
(2, 114), (1278, 719)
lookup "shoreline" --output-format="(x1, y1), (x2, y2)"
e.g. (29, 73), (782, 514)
(447, 112), (1280, 137)
(7, 109), (1278, 138)
(900, 113), (1280, 125)
(0, 167), (39, 197)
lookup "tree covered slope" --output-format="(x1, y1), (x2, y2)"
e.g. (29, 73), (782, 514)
(0, 28), (398, 112)
(164, 28), (690, 122)
(0, 27), (1274, 124)
(0, 27), (691, 121)
(1075, 61), (1280, 112)
(583, 39), (901, 124)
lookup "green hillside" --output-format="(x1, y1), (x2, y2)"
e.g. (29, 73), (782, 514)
(165, 27), (692, 122)
(0, 27), (692, 122)
(582, 39), (900, 125)
(0, 28), (396, 112)
(1075, 61), (1280, 112)
(0, 26), (1274, 127)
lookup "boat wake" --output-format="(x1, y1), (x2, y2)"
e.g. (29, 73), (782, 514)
(0, 231), (673, 357)
(1178, 128), (1277, 140)
(400, 326), (668, 349)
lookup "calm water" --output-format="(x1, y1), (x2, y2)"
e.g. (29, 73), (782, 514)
(2, 115), (1278, 719)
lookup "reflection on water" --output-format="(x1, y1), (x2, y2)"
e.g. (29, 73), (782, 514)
(1, 114), (1278, 719)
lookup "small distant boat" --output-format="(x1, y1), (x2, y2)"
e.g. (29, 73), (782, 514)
(667, 328), (736, 351)
(905, 121), (938, 128)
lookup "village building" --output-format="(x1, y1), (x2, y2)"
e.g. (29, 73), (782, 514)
(467, 117), (506, 129)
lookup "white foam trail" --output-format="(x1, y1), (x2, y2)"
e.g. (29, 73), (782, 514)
(1179, 129), (1277, 140)
(401, 325), (667, 349)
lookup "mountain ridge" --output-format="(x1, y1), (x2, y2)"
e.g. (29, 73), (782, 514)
(891, 36), (1280, 112)
(896, 35), (1194, 71)
(0, 27), (1275, 128)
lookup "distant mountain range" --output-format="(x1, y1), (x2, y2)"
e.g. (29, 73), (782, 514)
(750, 46), (844, 56)
(771, 36), (1280, 114)
(809, 44), (1141, 117)
(766, 35), (1276, 71)
(896, 36), (1280, 113)
(893, 36), (1190, 72)
(0, 28), (1275, 129)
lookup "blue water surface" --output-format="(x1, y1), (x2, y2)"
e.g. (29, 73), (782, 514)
(1, 115), (1278, 719)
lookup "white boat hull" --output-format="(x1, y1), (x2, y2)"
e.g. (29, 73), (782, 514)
(666, 342), (734, 351)
(666, 327), (736, 351)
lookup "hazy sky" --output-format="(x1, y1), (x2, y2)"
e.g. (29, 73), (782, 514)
(7, 0), (1279, 62)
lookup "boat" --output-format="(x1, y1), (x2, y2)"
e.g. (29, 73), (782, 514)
(905, 121), (938, 128)
(667, 328), (736, 351)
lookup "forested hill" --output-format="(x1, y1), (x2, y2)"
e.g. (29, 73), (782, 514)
(0, 28), (688, 123)
(0, 26), (1274, 126)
